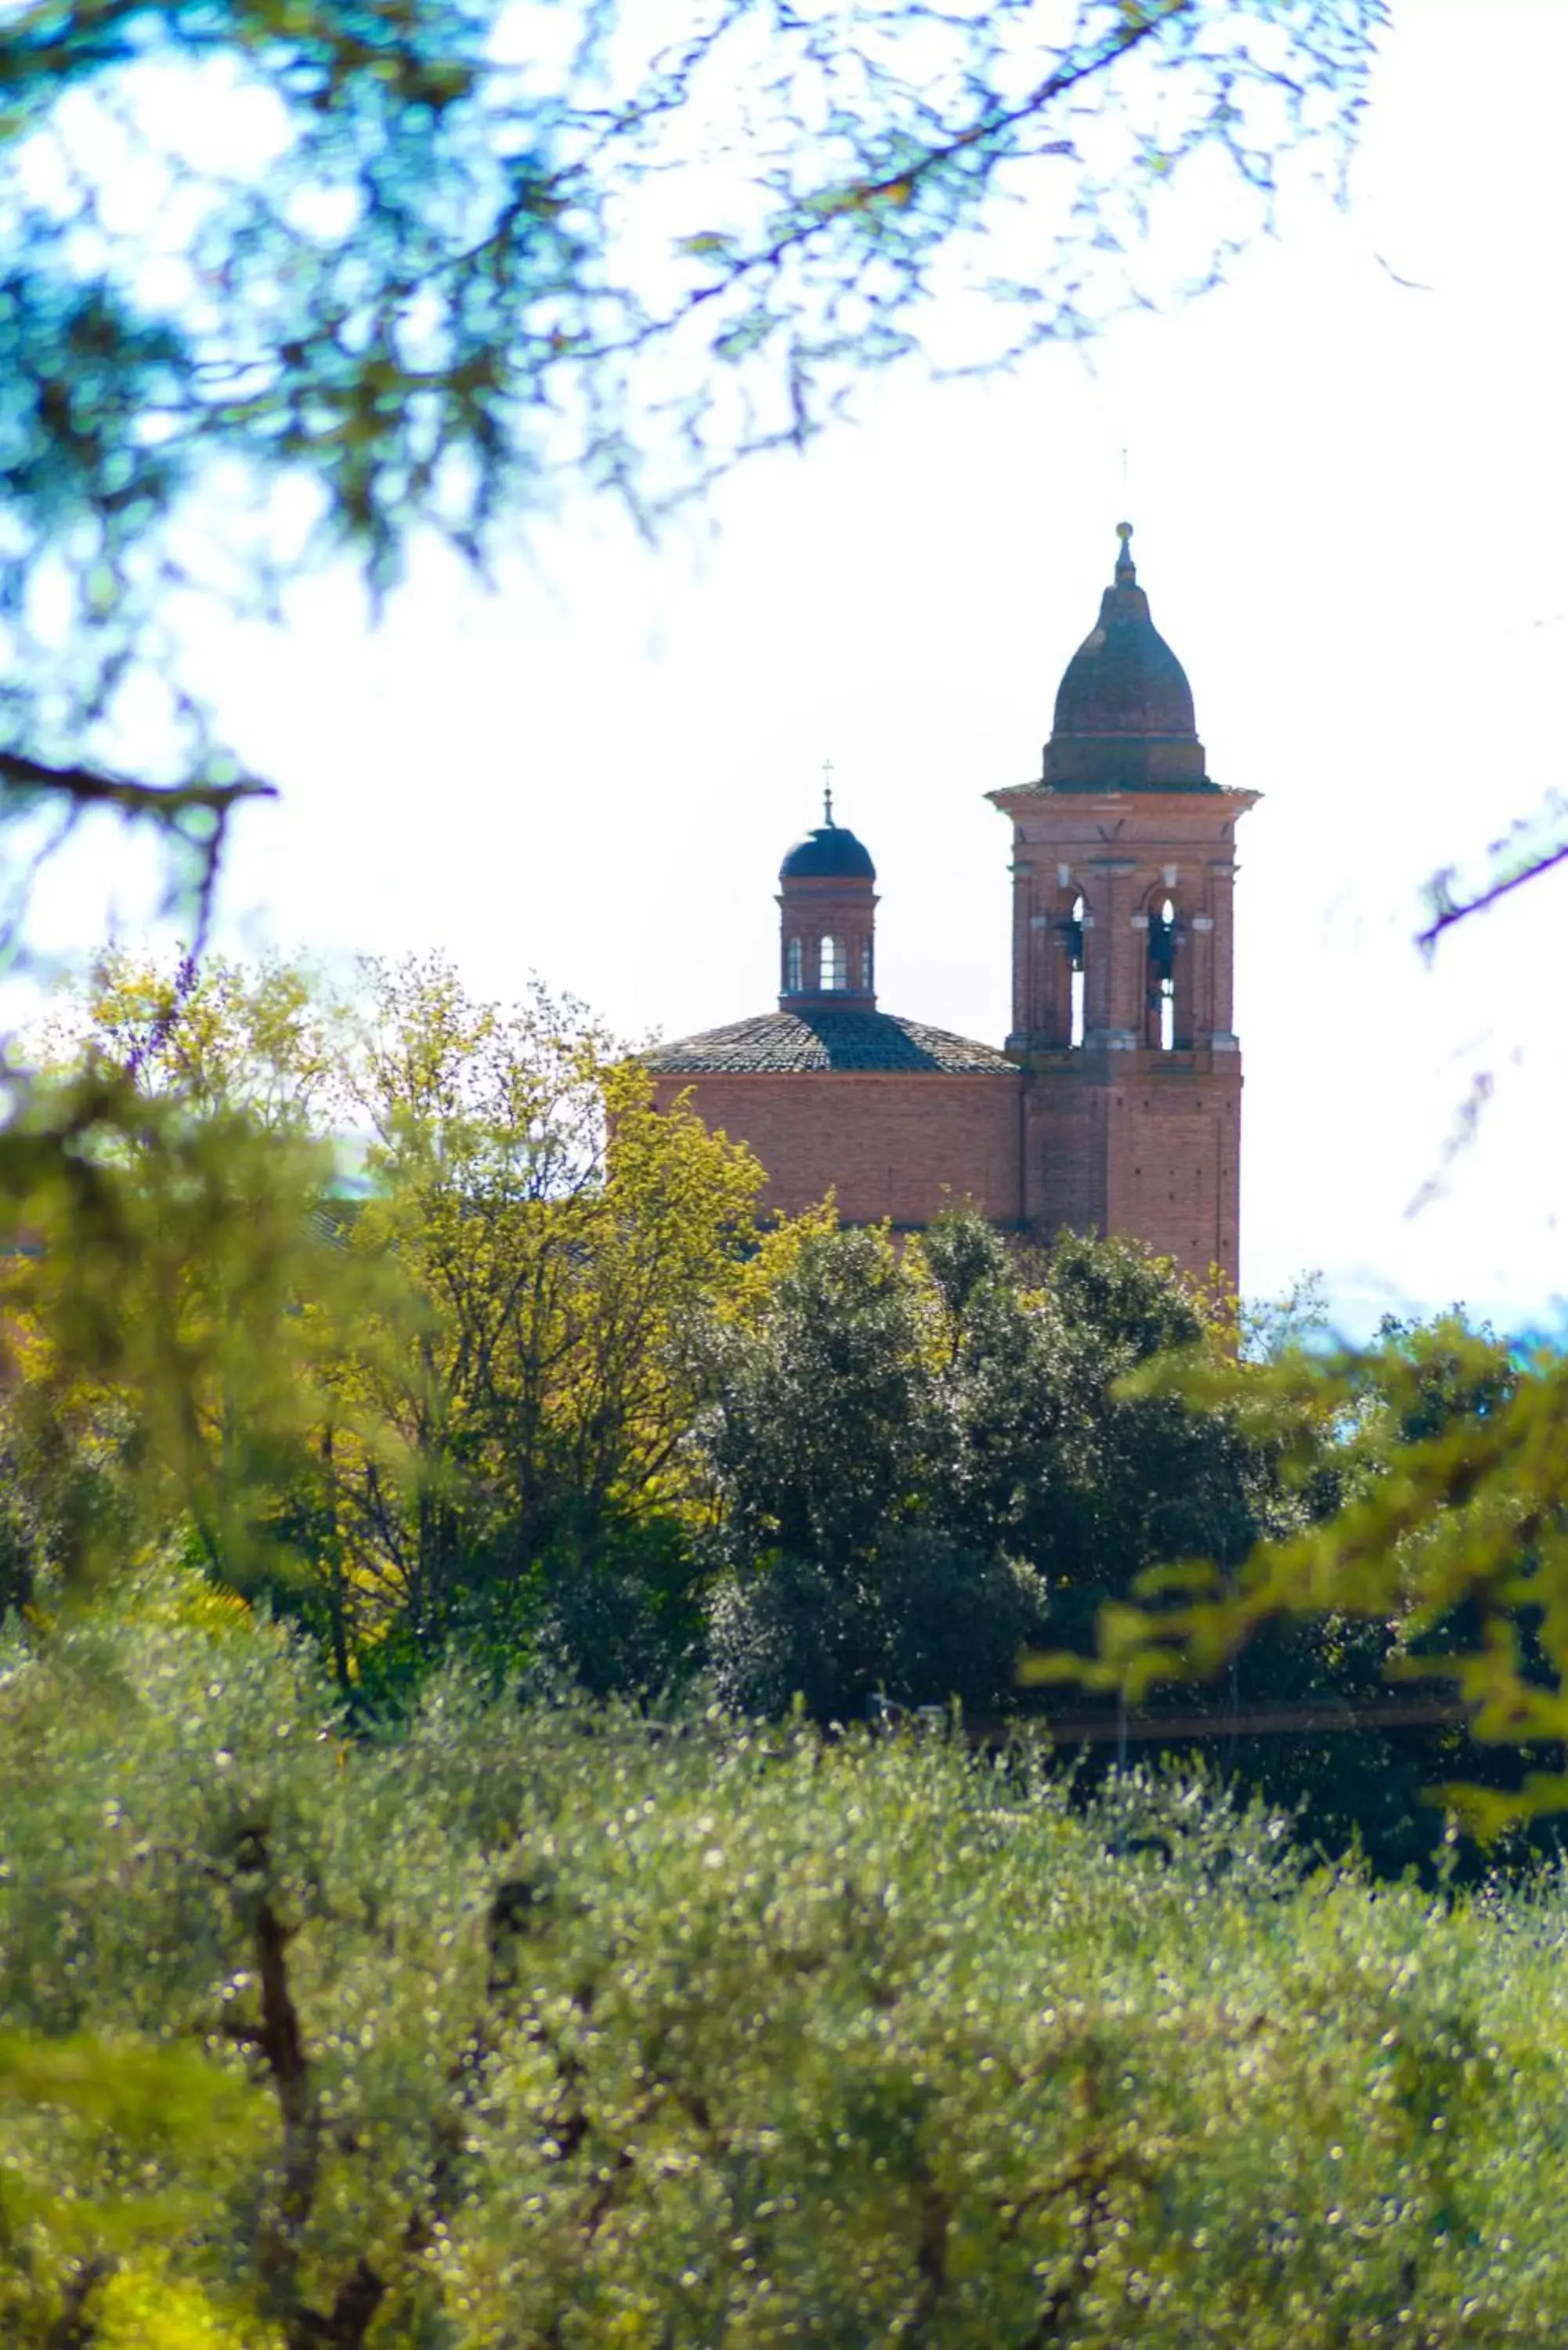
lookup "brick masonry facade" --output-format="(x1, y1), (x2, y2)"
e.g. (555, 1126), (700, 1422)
(1020, 1057), (1241, 1284)
(654, 1069), (1024, 1230)
(646, 531), (1255, 1291)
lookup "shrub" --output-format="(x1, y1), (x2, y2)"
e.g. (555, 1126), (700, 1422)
(708, 1533), (1049, 1719)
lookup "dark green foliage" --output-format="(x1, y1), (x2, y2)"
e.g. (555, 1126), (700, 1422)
(1366, 1308), (1521, 1446)
(7, 1582), (1568, 2346)
(1005, 1229), (1295, 1643)
(708, 1549), (888, 1720)
(694, 1211), (1283, 1721)
(692, 1215), (1554, 1878)
(693, 1217), (1053, 1716)
(709, 1532), (1048, 1721)
(528, 1513), (708, 1701)
(696, 1224), (940, 1571)
(1070, 1303), (1568, 1865)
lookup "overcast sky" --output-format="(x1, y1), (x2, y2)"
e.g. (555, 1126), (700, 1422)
(29, 0), (1568, 1336)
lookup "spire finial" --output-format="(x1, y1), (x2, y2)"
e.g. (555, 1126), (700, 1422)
(1115, 519), (1136, 585)
(822, 755), (836, 826)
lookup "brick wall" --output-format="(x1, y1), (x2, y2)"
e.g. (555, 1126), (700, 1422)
(652, 1061), (1236, 1280)
(1110, 1072), (1241, 1289)
(652, 1070), (1024, 1227)
(1024, 1083), (1104, 1236)
(1023, 1054), (1241, 1287)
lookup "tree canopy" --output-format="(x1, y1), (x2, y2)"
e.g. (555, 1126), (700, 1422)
(11, 942), (1568, 2350)
(694, 1212), (1318, 1725)
(14, 941), (1568, 1867)
(5, 949), (776, 1690)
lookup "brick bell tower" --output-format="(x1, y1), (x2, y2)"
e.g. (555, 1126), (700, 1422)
(990, 524), (1257, 1289)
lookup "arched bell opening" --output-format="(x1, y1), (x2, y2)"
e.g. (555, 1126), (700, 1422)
(1067, 893), (1086, 1049)
(1146, 895), (1177, 1051)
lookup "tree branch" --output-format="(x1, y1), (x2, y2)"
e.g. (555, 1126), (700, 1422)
(0, 750), (276, 954)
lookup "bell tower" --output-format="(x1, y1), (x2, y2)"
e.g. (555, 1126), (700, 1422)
(990, 525), (1256, 1289)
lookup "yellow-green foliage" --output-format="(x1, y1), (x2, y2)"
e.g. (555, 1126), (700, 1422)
(5, 1578), (1568, 2345)
(94, 2259), (281, 2350)
(323, 956), (770, 1639)
(40, 949), (340, 1137)
(5, 951), (778, 1672)
(0, 1059), (363, 1588)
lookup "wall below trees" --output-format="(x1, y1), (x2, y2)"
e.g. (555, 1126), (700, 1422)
(651, 1070), (1024, 1227)
(653, 1061), (1237, 1275)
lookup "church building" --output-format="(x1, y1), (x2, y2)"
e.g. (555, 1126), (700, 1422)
(646, 526), (1255, 1289)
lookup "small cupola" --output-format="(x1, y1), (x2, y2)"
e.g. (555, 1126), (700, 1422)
(1042, 523), (1213, 790)
(778, 783), (878, 1009)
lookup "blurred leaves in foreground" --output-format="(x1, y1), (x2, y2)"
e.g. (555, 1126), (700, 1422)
(0, 0), (1383, 828)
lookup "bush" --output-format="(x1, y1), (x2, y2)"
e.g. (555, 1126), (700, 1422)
(708, 1533), (1049, 1720)
(7, 1582), (1568, 2345)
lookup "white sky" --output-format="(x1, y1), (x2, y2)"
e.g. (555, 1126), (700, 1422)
(28, 0), (1568, 1336)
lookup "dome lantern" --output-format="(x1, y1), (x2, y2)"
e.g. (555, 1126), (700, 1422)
(777, 782), (878, 1008)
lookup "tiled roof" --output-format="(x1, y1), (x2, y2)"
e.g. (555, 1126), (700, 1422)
(645, 1009), (1018, 1076)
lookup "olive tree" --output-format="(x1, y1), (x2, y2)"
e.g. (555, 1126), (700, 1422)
(8, 1574), (1568, 2348)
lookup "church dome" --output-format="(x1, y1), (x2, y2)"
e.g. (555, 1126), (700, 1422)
(1042, 524), (1212, 790)
(779, 817), (876, 881)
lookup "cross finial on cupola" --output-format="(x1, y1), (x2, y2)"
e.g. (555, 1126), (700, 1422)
(822, 755), (836, 826)
(1115, 519), (1136, 586)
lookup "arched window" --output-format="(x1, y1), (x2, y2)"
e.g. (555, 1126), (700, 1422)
(820, 935), (847, 991)
(1149, 897), (1177, 1050)
(786, 936), (803, 993)
(860, 941), (873, 992)
(1068, 894), (1086, 1048)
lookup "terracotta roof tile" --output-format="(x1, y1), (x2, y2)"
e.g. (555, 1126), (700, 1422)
(645, 1010), (1017, 1077)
